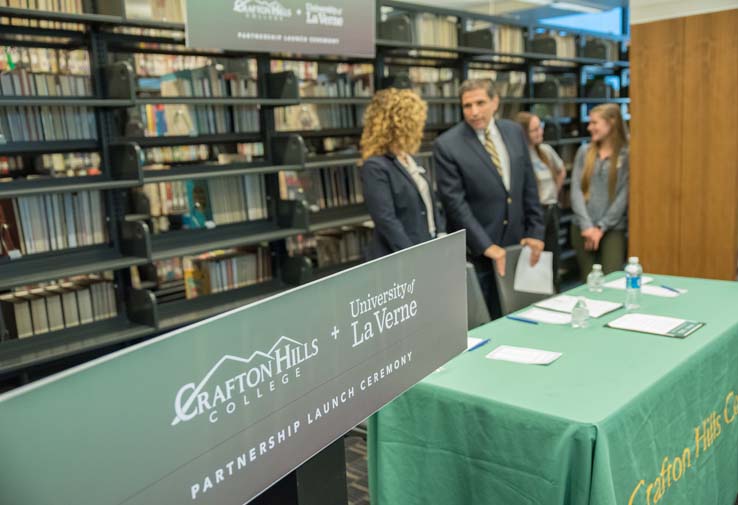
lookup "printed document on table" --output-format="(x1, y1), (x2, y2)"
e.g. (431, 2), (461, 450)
(516, 307), (572, 325)
(641, 285), (688, 297)
(467, 337), (483, 350)
(486, 345), (562, 365)
(603, 276), (687, 297)
(513, 247), (554, 295)
(603, 276), (654, 289)
(607, 313), (704, 338)
(535, 295), (623, 318)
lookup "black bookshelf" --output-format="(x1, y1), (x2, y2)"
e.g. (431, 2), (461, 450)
(0, 0), (628, 384)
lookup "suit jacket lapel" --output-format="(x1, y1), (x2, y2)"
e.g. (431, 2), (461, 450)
(462, 123), (507, 193)
(390, 155), (425, 204)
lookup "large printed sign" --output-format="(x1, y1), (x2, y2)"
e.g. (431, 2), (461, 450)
(0, 232), (467, 505)
(186, 0), (376, 58)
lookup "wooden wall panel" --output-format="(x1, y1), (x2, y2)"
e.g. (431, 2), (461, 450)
(629, 9), (738, 280)
(680, 9), (738, 279)
(629, 18), (685, 275)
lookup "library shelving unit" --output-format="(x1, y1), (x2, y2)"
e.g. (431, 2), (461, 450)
(0, 0), (628, 386)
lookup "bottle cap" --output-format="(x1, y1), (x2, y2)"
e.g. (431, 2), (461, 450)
(628, 256), (639, 264)
(593, 264), (602, 270)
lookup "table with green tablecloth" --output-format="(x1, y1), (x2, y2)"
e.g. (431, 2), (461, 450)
(368, 275), (738, 505)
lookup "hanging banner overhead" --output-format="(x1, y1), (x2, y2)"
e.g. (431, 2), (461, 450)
(0, 232), (467, 505)
(185, 0), (376, 58)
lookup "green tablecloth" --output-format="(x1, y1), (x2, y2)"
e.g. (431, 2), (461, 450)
(368, 275), (738, 505)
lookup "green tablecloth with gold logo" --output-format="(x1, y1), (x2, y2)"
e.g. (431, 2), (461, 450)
(368, 275), (738, 505)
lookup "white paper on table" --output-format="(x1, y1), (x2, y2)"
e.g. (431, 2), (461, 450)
(603, 276), (654, 290)
(513, 246), (554, 295)
(602, 276), (687, 297)
(467, 337), (483, 350)
(516, 307), (572, 325)
(535, 294), (623, 318)
(641, 285), (688, 297)
(486, 345), (562, 365)
(607, 313), (702, 337)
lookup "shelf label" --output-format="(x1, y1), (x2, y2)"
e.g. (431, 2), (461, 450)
(0, 231), (467, 505)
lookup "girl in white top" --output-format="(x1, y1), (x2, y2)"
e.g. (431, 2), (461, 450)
(516, 111), (565, 289)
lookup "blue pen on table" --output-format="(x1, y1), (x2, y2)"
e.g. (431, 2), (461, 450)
(660, 284), (681, 294)
(467, 338), (491, 352)
(506, 315), (539, 325)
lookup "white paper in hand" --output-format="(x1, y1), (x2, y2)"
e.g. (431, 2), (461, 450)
(513, 246), (554, 295)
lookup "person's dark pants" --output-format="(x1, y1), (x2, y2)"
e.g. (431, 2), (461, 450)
(543, 204), (561, 292)
(570, 224), (627, 283)
(475, 262), (502, 320)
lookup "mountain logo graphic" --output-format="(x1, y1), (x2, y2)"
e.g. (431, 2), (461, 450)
(171, 335), (319, 426)
(232, 0), (292, 19)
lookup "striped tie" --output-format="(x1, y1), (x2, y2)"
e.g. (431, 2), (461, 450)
(483, 129), (503, 179)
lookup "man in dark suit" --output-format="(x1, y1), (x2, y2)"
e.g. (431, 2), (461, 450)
(434, 79), (544, 318)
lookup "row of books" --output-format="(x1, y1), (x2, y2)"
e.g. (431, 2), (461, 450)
(413, 81), (458, 101)
(0, 190), (108, 256)
(467, 70), (526, 97)
(274, 104), (362, 132)
(0, 106), (97, 142)
(0, 0), (84, 31)
(534, 32), (577, 66)
(412, 13), (458, 48)
(142, 142), (265, 170)
(138, 174), (268, 231)
(270, 60), (374, 86)
(295, 165), (365, 212)
(134, 54), (216, 78)
(159, 65), (258, 100)
(0, 152), (101, 180)
(0, 274), (117, 340)
(286, 227), (371, 268)
(426, 104), (458, 126)
(133, 104), (259, 137)
(0, 69), (92, 98)
(0, 47), (90, 75)
(124, 0), (186, 23)
(183, 246), (272, 299)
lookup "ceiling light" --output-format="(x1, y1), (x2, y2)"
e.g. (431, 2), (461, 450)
(550, 2), (603, 13)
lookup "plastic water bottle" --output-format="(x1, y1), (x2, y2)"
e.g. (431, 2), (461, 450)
(571, 297), (590, 328)
(587, 264), (604, 293)
(625, 256), (643, 311)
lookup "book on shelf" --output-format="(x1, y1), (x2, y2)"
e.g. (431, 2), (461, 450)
(285, 164), (363, 212)
(180, 246), (272, 300)
(0, 190), (107, 257)
(465, 21), (524, 59)
(286, 227), (371, 268)
(0, 272), (117, 341)
(0, 47), (91, 97)
(410, 13), (458, 48)
(124, 0), (186, 23)
(0, 152), (101, 182)
(128, 62), (259, 137)
(0, 106), (97, 143)
(141, 143), (264, 170)
(0, 0), (84, 31)
(270, 61), (374, 95)
(136, 173), (268, 234)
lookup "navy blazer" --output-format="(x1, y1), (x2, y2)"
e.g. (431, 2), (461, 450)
(433, 119), (544, 259)
(360, 154), (444, 259)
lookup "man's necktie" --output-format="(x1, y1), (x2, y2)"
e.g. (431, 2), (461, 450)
(483, 129), (503, 180)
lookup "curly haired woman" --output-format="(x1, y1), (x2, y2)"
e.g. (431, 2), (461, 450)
(360, 88), (444, 259)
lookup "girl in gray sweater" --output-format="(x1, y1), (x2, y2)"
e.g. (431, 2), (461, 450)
(570, 103), (629, 280)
